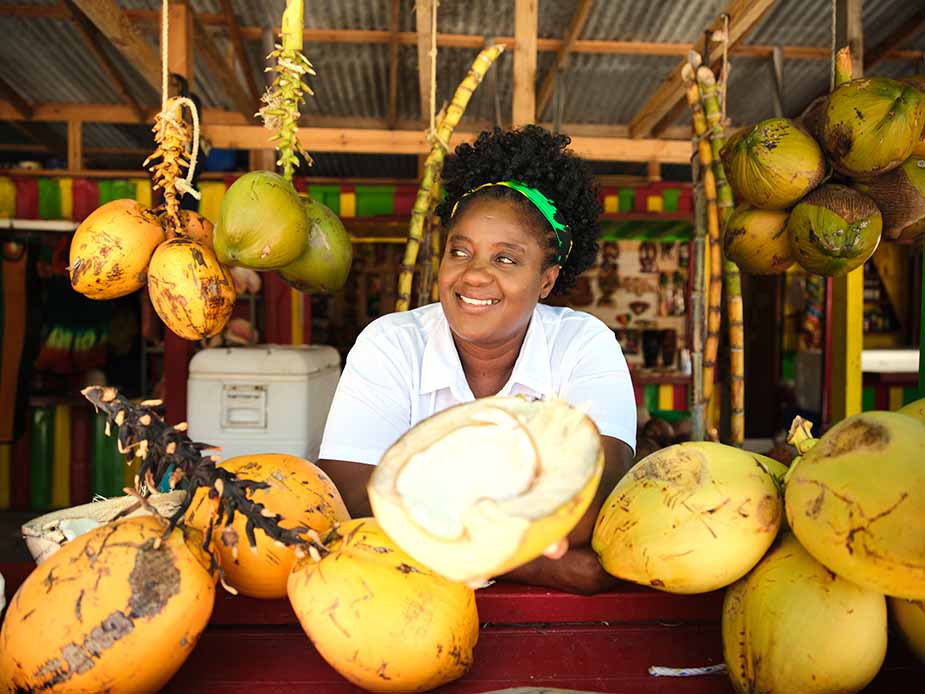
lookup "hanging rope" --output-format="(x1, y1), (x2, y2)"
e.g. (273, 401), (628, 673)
(145, 0), (201, 232)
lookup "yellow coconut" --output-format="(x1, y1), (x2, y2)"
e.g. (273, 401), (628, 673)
(720, 118), (826, 210)
(0, 516), (215, 693)
(147, 237), (236, 340)
(288, 518), (479, 692)
(785, 411), (925, 599)
(592, 443), (782, 594)
(68, 199), (166, 299)
(723, 204), (794, 275)
(723, 533), (887, 694)
(368, 396), (603, 584)
(898, 397), (925, 423)
(890, 597), (925, 663)
(186, 453), (348, 599)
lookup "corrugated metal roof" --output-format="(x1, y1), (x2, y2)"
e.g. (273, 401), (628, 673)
(2, 0), (925, 176)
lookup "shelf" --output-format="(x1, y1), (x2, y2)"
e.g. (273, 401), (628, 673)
(630, 370), (691, 385)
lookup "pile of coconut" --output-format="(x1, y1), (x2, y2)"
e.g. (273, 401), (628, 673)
(720, 74), (925, 278)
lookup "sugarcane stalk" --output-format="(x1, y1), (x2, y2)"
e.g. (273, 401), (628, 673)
(395, 44), (504, 312)
(682, 58), (722, 433)
(258, 0), (314, 182)
(697, 64), (744, 446)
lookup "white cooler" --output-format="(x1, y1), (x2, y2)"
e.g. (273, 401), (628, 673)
(187, 345), (341, 463)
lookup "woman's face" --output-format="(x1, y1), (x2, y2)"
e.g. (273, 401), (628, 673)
(438, 198), (559, 348)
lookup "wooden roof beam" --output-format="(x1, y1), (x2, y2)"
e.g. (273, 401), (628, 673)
(70, 0), (162, 94)
(219, 0), (261, 108)
(387, 0), (401, 129)
(536, 0), (593, 119)
(203, 124), (691, 163)
(628, 0), (777, 139)
(60, 0), (146, 121)
(513, 0), (538, 126)
(415, 0), (436, 125)
(0, 75), (33, 120)
(192, 13), (256, 122)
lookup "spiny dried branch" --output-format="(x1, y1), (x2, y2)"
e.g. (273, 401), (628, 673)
(143, 97), (194, 234)
(258, 45), (315, 180)
(81, 386), (329, 559)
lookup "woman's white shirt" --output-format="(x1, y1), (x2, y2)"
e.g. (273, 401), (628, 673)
(319, 302), (637, 466)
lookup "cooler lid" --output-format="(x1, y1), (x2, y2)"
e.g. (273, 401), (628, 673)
(189, 344), (341, 376)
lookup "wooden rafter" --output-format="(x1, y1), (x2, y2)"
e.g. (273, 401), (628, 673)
(60, 0), (146, 120)
(536, 0), (593, 119)
(513, 0), (538, 126)
(387, 0), (401, 129)
(628, 0), (777, 138)
(219, 0), (261, 107)
(202, 124), (690, 163)
(70, 0), (162, 94)
(192, 13), (256, 122)
(415, 0), (436, 124)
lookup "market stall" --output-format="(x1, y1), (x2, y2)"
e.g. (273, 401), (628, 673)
(2, 1), (925, 693)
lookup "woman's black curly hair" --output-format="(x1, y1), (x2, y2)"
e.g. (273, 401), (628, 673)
(435, 125), (601, 295)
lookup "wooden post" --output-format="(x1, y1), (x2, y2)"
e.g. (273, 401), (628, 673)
(164, 0), (192, 425)
(829, 0), (864, 422)
(67, 120), (83, 170)
(415, 0), (436, 126)
(513, 0), (538, 126)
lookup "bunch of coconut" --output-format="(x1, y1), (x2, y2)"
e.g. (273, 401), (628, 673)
(715, 407), (925, 693)
(213, 170), (353, 295)
(68, 200), (238, 341)
(720, 75), (925, 278)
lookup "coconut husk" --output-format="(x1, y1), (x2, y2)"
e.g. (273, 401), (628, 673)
(21, 490), (187, 565)
(902, 76), (925, 157)
(799, 95), (827, 142)
(724, 204), (794, 275)
(855, 157), (925, 240)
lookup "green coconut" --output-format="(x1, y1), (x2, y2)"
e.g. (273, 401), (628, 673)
(787, 184), (881, 276)
(213, 171), (308, 270)
(855, 157), (925, 241)
(821, 77), (925, 178)
(278, 197), (353, 293)
(720, 118), (826, 210)
(723, 204), (794, 275)
(902, 76), (925, 157)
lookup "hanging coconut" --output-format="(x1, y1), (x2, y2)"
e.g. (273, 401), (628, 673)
(368, 396), (603, 585)
(176, 209), (215, 249)
(785, 411), (925, 599)
(720, 118), (826, 210)
(723, 204), (794, 275)
(786, 184), (882, 276)
(901, 76), (925, 157)
(288, 518), (479, 692)
(821, 77), (925, 177)
(147, 237), (236, 340)
(0, 516), (215, 693)
(855, 157), (925, 241)
(68, 199), (166, 299)
(592, 442), (783, 594)
(891, 597), (925, 663)
(213, 170), (308, 270)
(723, 532), (887, 694)
(799, 95), (827, 143)
(185, 453), (349, 599)
(278, 197), (353, 293)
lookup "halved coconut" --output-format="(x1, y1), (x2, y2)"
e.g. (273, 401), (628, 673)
(368, 396), (603, 584)
(21, 490), (187, 565)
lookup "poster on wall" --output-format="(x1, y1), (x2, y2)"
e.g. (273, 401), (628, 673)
(551, 239), (688, 370)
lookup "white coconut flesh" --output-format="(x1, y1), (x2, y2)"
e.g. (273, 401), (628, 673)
(370, 397), (602, 581)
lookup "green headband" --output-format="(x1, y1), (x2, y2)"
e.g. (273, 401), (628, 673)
(450, 180), (573, 265)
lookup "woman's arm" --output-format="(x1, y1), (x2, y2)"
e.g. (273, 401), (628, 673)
(317, 459), (374, 518)
(500, 435), (634, 594)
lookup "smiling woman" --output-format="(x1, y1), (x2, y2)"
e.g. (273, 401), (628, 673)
(317, 125), (637, 595)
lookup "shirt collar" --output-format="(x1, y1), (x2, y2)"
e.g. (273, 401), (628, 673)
(420, 306), (553, 398)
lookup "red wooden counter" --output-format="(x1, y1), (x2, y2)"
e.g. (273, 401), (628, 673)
(1, 562), (921, 693)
